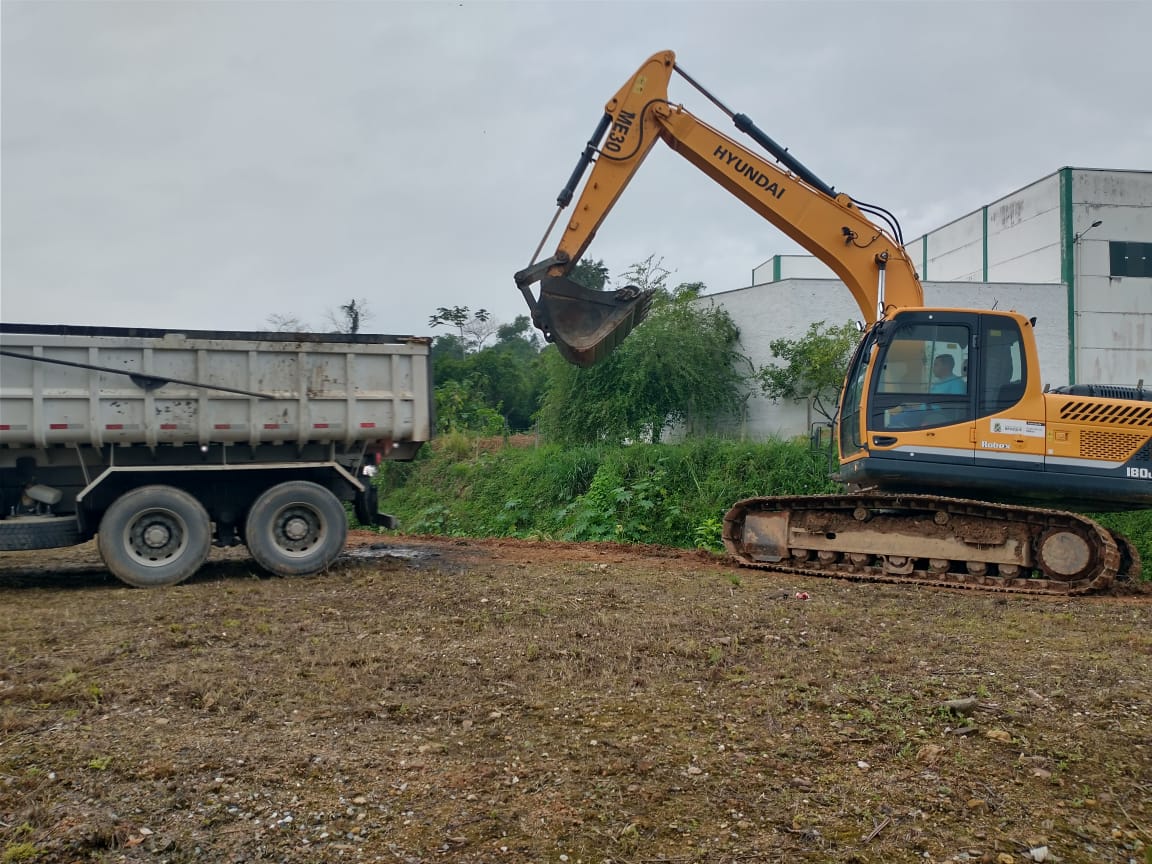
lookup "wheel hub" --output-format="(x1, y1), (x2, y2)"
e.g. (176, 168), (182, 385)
(127, 511), (185, 564)
(143, 524), (172, 549)
(273, 506), (321, 553)
(284, 517), (310, 541)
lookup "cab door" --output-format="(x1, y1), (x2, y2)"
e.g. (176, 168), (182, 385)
(971, 314), (1045, 474)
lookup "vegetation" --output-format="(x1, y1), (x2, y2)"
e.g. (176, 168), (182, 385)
(1093, 509), (1152, 568)
(428, 305), (498, 355)
(327, 297), (371, 334)
(422, 256), (755, 440)
(536, 286), (749, 445)
(431, 313), (545, 433)
(568, 257), (611, 290)
(376, 437), (837, 550)
(757, 319), (860, 423)
(376, 435), (1152, 576)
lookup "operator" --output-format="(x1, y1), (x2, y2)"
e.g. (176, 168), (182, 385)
(929, 355), (965, 394)
(887, 354), (964, 429)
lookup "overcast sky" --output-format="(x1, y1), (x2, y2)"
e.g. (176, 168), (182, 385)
(2, 0), (1149, 337)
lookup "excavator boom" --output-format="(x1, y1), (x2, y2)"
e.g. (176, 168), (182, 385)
(514, 49), (922, 366)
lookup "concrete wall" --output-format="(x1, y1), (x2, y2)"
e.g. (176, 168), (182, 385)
(688, 279), (1069, 441)
(921, 210), (985, 282)
(751, 254), (835, 285)
(988, 173), (1062, 283)
(748, 169), (1150, 388)
(1071, 169), (1152, 387)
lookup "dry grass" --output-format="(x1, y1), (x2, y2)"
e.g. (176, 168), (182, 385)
(0, 535), (1149, 863)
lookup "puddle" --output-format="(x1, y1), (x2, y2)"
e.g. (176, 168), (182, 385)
(343, 543), (442, 562)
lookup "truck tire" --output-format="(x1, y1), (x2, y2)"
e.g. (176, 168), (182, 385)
(0, 516), (82, 551)
(98, 486), (211, 588)
(353, 481), (379, 527)
(244, 481), (347, 577)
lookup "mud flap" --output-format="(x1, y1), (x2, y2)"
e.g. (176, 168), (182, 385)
(536, 276), (654, 367)
(354, 483), (397, 529)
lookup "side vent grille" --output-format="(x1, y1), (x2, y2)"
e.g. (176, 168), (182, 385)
(1134, 439), (1152, 465)
(1079, 431), (1151, 461)
(1059, 400), (1152, 427)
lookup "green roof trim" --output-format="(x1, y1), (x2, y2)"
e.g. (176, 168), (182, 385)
(1060, 168), (1075, 385)
(982, 205), (989, 281)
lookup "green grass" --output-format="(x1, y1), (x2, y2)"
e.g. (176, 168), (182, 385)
(375, 437), (837, 549)
(1094, 508), (1152, 568)
(374, 435), (1152, 576)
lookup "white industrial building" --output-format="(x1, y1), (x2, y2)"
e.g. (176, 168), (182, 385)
(702, 167), (1151, 439)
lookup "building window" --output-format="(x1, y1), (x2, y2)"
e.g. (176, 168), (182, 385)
(1109, 241), (1152, 278)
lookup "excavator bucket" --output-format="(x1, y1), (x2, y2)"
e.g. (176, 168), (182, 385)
(536, 276), (654, 368)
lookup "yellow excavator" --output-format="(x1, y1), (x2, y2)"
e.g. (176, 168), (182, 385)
(515, 50), (1151, 595)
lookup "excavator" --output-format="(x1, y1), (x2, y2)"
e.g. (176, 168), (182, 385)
(514, 50), (1152, 595)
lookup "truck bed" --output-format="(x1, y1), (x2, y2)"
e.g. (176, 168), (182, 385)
(0, 323), (433, 451)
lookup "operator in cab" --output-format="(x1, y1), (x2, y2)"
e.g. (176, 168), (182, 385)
(929, 355), (965, 394)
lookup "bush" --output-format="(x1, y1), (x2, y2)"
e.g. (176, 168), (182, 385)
(374, 436), (837, 548)
(1093, 509), (1152, 577)
(372, 435), (1151, 580)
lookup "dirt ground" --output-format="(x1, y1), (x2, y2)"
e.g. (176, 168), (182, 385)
(1, 533), (1149, 864)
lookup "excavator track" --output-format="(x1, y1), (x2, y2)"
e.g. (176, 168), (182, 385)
(723, 493), (1131, 596)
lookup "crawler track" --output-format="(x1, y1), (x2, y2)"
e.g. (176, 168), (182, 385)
(723, 493), (1130, 596)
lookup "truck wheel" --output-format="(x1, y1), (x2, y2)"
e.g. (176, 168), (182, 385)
(244, 481), (347, 576)
(0, 516), (82, 551)
(98, 486), (211, 588)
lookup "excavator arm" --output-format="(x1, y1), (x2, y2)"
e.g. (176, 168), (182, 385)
(515, 50), (923, 366)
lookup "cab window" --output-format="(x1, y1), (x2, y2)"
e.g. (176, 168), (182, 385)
(871, 322), (973, 431)
(977, 318), (1026, 417)
(838, 329), (874, 454)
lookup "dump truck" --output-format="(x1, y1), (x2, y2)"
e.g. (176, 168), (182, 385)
(0, 323), (432, 587)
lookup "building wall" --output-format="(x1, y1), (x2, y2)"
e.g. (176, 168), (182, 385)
(909, 171), (1064, 284)
(690, 279), (1069, 441)
(752, 169), (1150, 388)
(921, 210), (985, 282)
(987, 172), (1062, 283)
(1069, 170), (1152, 386)
(751, 254), (835, 285)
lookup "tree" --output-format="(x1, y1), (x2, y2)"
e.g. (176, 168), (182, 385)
(756, 320), (860, 424)
(496, 315), (543, 350)
(429, 310), (546, 433)
(266, 313), (311, 332)
(671, 281), (706, 300)
(537, 267), (747, 445)
(325, 298), (372, 334)
(469, 326), (546, 431)
(430, 332), (467, 364)
(616, 254), (671, 295)
(429, 306), (497, 356)
(434, 378), (506, 436)
(568, 258), (611, 291)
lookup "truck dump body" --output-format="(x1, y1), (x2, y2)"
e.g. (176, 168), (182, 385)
(0, 323), (434, 586)
(0, 323), (432, 452)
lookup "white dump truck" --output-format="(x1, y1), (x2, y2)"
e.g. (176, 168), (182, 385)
(0, 323), (432, 587)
